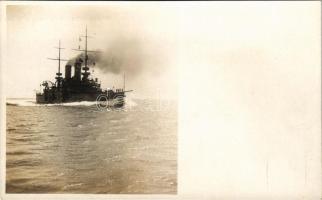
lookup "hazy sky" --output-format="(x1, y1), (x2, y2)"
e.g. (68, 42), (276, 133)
(4, 3), (319, 101)
(5, 4), (180, 99)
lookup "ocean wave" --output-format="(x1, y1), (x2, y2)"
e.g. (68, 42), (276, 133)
(59, 101), (97, 106)
(6, 99), (96, 107)
(6, 99), (37, 107)
(6, 98), (138, 108)
(124, 98), (138, 108)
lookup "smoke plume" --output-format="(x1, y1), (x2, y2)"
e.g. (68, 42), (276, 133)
(66, 37), (165, 77)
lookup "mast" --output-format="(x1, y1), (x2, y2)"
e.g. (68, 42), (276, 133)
(85, 25), (88, 69)
(58, 40), (61, 74)
(48, 40), (68, 88)
(81, 25), (90, 80)
(72, 26), (100, 81)
(123, 72), (125, 91)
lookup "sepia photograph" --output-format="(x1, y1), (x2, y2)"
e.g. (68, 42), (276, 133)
(4, 3), (177, 194)
(1, 1), (321, 199)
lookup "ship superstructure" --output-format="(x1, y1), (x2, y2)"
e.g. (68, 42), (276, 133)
(36, 27), (131, 107)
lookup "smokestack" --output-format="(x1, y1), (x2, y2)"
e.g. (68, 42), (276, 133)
(74, 60), (82, 81)
(65, 65), (71, 79)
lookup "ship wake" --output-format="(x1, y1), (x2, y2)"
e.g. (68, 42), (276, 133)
(6, 98), (138, 108)
(6, 99), (96, 107)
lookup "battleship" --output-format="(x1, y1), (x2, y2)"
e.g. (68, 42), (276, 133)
(36, 27), (132, 107)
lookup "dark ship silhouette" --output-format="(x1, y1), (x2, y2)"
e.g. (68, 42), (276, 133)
(36, 27), (132, 107)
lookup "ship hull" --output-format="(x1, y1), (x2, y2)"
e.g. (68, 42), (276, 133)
(36, 93), (103, 104)
(36, 91), (125, 108)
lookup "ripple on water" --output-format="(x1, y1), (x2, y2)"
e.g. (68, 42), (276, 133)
(6, 151), (38, 156)
(7, 158), (43, 168)
(6, 100), (177, 194)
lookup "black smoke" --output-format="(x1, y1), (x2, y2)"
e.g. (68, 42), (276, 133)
(66, 37), (165, 77)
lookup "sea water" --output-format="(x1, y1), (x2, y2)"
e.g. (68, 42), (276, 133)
(6, 98), (177, 194)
